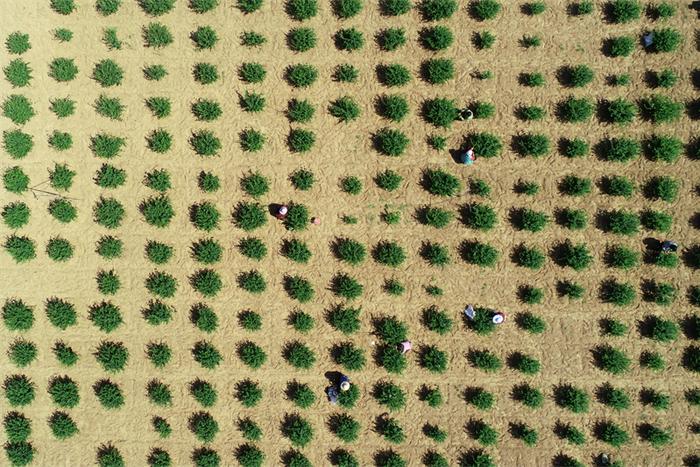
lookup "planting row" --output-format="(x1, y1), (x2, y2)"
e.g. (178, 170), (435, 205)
(40, 0), (684, 25)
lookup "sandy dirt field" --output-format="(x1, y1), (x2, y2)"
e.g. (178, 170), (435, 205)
(1, 0), (699, 465)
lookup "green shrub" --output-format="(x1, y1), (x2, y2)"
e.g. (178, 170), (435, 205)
(373, 381), (406, 411)
(513, 208), (549, 232)
(147, 343), (171, 368)
(418, 206), (452, 228)
(51, 0), (75, 14)
(139, 0), (175, 15)
(8, 340), (36, 368)
(46, 237), (73, 262)
(3, 129), (33, 159)
(514, 133), (550, 157)
(237, 342), (267, 369)
(334, 28), (364, 51)
(96, 0), (122, 15)
(240, 128), (266, 152)
(4, 412), (31, 442)
(556, 240), (593, 271)
(640, 350), (665, 371)
(50, 98), (75, 118)
(421, 59), (455, 87)
(422, 97), (458, 128)
(332, 273), (363, 299)
(45, 298), (76, 330)
(192, 448), (219, 467)
(461, 240), (499, 267)
(605, 209), (640, 235)
(286, 64), (318, 87)
(190, 304), (218, 333)
(2, 202), (29, 228)
(512, 383), (544, 408)
(334, 0), (362, 17)
(238, 237), (266, 261)
(96, 270), (121, 295)
(467, 419), (498, 447)
(643, 280), (676, 306)
(470, 0), (501, 20)
(281, 239), (312, 264)
(191, 100), (222, 122)
(328, 413), (360, 443)
(641, 388), (670, 410)
(2, 95), (34, 125)
(139, 195), (174, 229)
(192, 341), (222, 369)
(639, 423), (672, 447)
(238, 270), (267, 294)
(463, 132), (502, 158)
(287, 99), (315, 123)
(6, 32), (31, 54)
(553, 384), (589, 413)
(609, 0), (640, 23)
(282, 414), (314, 447)
(143, 64), (167, 80)
(564, 64), (594, 88)
(233, 202), (267, 231)
(191, 26), (218, 50)
(288, 129), (316, 152)
(190, 130), (222, 156)
(53, 342), (78, 367)
(146, 129), (172, 153)
(147, 380), (172, 406)
(378, 345), (406, 374)
(373, 128), (409, 156)
(593, 344), (630, 374)
(512, 244), (544, 270)
(48, 130), (72, 151)
(420, 345), (448, 373)
(640, 209), (672, 233)
(189, 411), (219, 443)
(647, 27), (681, 53)
(95, 164), (126, 189)
(601, 175), (634, 197)
(422, 168), (460, 196)
(4, 236), (36, 263)
(284, 341), (316, 369)
(5, 441), (35, 466)
(462, 203), (497, 231)
(3, 374), (35, 407)
(239, 310), (262, 331)
(4, 59), (32, 87)
(684, 345), (700, 372)
(102, 27), (123, 50)
(95, 341), (129, 372)
(193, 62), (218, 84)
(517, 105), (545, 121)
(235, 444), (264, 467)
(418, 386), (443, 408)
(329, 96), (360, 122)
(289, 311), (314, 333)
(284, 203), (310, 231)
(93, 379), (124, 409)
(378, 28), (406, 51)
(600, 279), (636, 306)
(468, 349), (502, 372)
(92, 59), (123, 87)
(378, 63), (411, 86)
(198, 171), (220, 193)
(327, 305), (361, 334)
(341, 176), (362, 195)
(145, 241), (172, 264)
(373, 241), (406, 267)
(376, 416), (405, 444)
(90, 134), (125, 159)
(420, 25), (453, 51)
(520, 35), (541, 48)
(238, 418), (262, 441)
(48, 58), (78, 84)
(287, 27), (316, 52)
(333, 63), (359, 82)
(239, 92), (265, 113)
(644, 176), (678, 202)
(639, 94), (682, 123)
(420, 0), (457, 19)
(653, 68), (677, 88)
(286, 381), (315, 409)
(375, 169), (402, 191)
(420, 242), (450, 267)
(287, 0), (318, 19)
(334, 238), (366, 265)
(240, 172), (269, 198)
(332, 342), (366, 371)
(601, 98), (636, 126)
(643, 134), (682, 162)
(142, 299), (173, 326)
(595, 421), (630, 447)
(608, 35), (635, 56)
(189, 202), (220, 231)
(558, 208), (587, 230)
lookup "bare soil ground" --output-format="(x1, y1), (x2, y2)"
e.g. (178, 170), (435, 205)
(1, 0), (699, 466)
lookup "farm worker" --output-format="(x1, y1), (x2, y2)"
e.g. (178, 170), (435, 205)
(276, 205), (288, 220)
(660, 240), (678, 253)
(398, 341), (412, 354)
(456, 108), (474, 121)
(643, 33), (654, 48)
(492, 312), (505, 325)
(339, 374), (351, 392)
(463, 304), (475, 320)
(460, 147), (475, 165)
(326, 385), (339, 404)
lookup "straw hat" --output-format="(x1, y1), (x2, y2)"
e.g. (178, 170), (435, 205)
(340, 381), (350, 391)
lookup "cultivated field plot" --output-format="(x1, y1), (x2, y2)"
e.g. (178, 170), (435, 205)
(1, 0), (700, 466)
